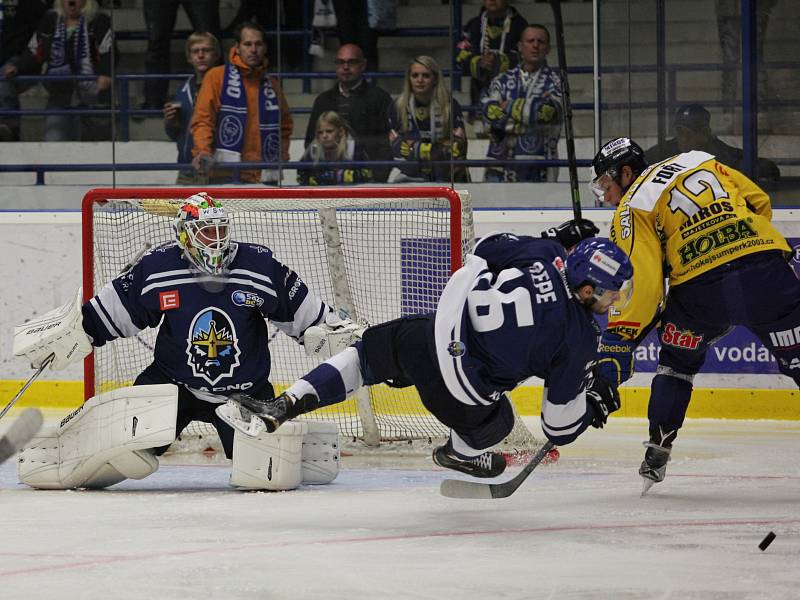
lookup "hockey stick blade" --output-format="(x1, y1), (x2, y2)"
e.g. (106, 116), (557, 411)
(440, 441), (556, 499)
(0, 408), (43, 465)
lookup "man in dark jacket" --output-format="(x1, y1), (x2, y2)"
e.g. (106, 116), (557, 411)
(455, 0), (527, 136)
(304, 43), (393, 182)
(644, 103), (780, 183)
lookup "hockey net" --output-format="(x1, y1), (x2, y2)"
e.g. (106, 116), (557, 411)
(82, 187), (541, 456)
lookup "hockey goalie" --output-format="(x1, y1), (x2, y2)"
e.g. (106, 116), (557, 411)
(12, 192), (358, 490)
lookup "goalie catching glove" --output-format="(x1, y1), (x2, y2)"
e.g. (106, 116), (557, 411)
(13, 288), (92, 370)
(585, 374), (620, 429)
(303, 313), (366, 360)
(541, 219), (599, 251)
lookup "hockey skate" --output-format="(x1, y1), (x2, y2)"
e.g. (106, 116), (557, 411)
(432, 441), (506, 478)
(216, 392), (319, 437)
(639, 442), (671, 496)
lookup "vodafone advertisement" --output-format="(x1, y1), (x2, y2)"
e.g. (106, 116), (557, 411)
(598, 237), (800, 375)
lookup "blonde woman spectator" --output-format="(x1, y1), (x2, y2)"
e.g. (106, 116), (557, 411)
(298, 111), (373, 185)
(388, 55), (469, 183)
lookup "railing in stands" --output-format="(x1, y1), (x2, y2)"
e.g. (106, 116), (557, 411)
(0, 158), (590, 186)
(4, 60), (797, 141)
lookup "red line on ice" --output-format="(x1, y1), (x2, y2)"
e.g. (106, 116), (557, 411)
(2, 517), (800, 578)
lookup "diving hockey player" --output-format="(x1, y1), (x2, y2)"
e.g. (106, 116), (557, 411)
(589, 137), (800, 494)
(13, 192), (358, 490)
(218, 233), (633, 479)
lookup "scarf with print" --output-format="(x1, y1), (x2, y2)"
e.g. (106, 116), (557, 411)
(215, 61), (281, 181)
(407, 96), (444, 143)
(47, 14), (95, 95)
(479, 9), (513, 54)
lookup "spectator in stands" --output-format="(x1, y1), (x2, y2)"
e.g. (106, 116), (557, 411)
(482, 24), (563, 183)
(223, 1), (304, 72)
(715, 0), (777, 123)
(163, 32), (221, 185)
(332, 0), (379, 72)
(2, 0), (117, 142)
(0, 0), (52, 141)
(644, 103), (780, 183)
(304, 44), (393, 182)
(298, 111), (373, 186)
(388, 55), (469, 183)
(455, 0), (527, 137)
(141, 0), (221, 111)
(191, 21), (293, 185)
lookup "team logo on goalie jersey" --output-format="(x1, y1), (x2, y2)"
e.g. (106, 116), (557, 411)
(186, 308), (241, 385)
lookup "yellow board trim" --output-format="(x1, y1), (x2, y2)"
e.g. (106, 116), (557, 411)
(1, 380), (797, 420)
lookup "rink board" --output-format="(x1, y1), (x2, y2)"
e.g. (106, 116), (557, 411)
(1, 379), (798, 420)
(1, 209), (799, 421)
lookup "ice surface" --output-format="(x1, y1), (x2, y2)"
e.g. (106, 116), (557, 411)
(1, 416), (798, 599)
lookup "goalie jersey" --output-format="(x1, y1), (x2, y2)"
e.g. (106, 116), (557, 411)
(434, 234), (601, 443)
(82, 242), (332, 402)
(606, 150), (791, 346)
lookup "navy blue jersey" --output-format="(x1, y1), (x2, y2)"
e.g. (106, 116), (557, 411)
(434, 233), (601, 444)
(82, 242), (331, 402)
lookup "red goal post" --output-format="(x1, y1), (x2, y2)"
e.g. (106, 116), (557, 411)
(81, 186), (539, 452)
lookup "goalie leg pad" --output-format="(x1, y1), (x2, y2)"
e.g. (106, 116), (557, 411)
(18, 384), (177, 490)
(299, 420), (340, 484)
(230, 421), (308, 490)
(80, 451), (159, 489)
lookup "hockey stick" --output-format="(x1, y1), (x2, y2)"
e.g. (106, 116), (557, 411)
(0, 408), (43, 465)
(0, 354), (54, 422)
(439, 441), (555, 499)
(548, 0), (581, 221)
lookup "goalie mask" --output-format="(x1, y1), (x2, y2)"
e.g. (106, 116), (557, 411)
(174, 192), (232, 275)
(566, 238), (634, 311)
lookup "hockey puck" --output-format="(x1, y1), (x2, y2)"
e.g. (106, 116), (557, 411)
(758, 531), (776, 551)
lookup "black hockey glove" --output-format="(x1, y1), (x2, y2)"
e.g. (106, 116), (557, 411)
(585, 375), (620, 429)
(541, 218), (599, 250)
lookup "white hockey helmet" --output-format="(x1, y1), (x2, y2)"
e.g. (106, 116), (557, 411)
(174, 192), (232, 275)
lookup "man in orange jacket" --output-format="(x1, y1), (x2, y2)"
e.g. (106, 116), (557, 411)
(191, 21), (293, 184)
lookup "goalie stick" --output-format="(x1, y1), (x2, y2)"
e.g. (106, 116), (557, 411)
(439, 441), (555, 499)
(0, 353), (54, 422)
(0, 354), (51, 463)
(0, 408), (43, 465)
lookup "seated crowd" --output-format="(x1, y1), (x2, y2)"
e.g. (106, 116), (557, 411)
(0, 0), (779, 184)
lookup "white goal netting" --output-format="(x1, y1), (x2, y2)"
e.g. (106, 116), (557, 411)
(82, 187), (540, 454)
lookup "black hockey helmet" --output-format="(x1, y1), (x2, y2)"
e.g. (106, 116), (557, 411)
(590, 137), (648, 189)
